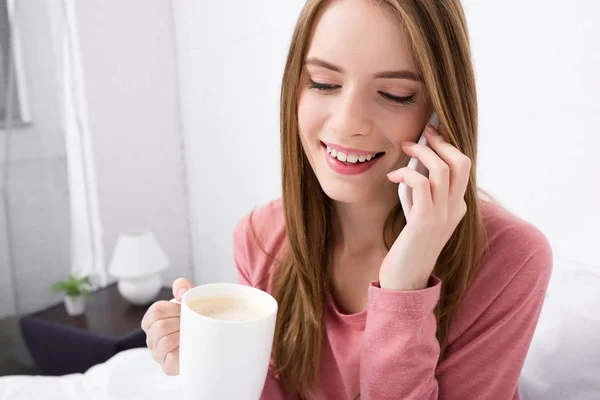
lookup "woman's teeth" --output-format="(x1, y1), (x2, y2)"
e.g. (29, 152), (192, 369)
(326, 146), (377, 164)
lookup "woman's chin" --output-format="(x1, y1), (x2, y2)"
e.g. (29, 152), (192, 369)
(318, 178), (374, 204)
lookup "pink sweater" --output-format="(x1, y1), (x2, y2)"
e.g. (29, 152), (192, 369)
(233, 198), (552, 400)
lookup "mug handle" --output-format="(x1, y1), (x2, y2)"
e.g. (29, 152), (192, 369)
(170, 298), (181, 305)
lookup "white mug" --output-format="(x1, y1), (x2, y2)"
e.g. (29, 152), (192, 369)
(172, 283), (278, 400)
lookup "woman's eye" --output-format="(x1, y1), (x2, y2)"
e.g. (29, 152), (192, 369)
(308, 80), (415, 106)
(379, 91), (416, 105)
(309, 80), (339, 92)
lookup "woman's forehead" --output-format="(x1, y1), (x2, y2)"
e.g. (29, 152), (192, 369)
(306, 0), (416, 74)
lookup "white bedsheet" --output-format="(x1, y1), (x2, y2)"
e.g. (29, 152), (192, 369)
(2, 258), (599, 400)
(0, 348), (182, 400)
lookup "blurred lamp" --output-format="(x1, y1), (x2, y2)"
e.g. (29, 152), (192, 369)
(108, 231), (170, 305)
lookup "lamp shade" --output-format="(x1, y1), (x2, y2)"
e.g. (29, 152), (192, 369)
(108, 230), (170, 279)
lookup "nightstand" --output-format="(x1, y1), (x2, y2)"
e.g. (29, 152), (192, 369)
(19, 283), (171, 376)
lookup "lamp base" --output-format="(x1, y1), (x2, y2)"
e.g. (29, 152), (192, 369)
(117, 274), (162, 306)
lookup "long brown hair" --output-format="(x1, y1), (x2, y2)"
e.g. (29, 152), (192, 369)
(271, 0), (487, 396)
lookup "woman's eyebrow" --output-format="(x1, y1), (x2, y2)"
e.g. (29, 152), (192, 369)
(305, 57), (344, 72)
(304, 57), (423, 82)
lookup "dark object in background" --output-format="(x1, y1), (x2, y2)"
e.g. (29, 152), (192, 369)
(0, 316), (36, 376)
(19, 283), (171, 376)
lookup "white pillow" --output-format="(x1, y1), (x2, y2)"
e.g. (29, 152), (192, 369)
(519, 259), (600, 400)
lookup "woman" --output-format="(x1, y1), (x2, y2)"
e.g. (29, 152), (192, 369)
(142, 0), (552, 398)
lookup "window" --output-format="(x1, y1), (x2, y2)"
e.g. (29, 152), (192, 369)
(0, 0), (29, 127)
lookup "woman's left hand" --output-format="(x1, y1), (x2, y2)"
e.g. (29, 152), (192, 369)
(381, 123), (471, 291)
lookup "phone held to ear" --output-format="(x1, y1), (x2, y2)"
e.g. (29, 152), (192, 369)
(398, 112), (440, 221)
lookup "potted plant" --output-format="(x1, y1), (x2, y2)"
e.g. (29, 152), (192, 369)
(52, 275), (93, 316)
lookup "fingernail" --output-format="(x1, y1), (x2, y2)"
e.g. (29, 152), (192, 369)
(176, 287), (189, 299)
(426, 124), (439, 135)
(402, 141), (415, 147)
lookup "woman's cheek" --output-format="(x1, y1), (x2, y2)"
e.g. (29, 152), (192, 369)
(376, 108), (429, 145)
(372, 111), (407, 144)
(297, 90), (329, 141)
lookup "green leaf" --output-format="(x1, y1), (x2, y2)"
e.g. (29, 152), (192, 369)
(52, 274), (93, 296)
(52, 282), (67, 292)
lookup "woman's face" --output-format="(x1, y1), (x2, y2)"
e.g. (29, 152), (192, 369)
(297, 0), (433, 205)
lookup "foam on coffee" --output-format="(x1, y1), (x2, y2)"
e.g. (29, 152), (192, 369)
(188, 297), (268, 321)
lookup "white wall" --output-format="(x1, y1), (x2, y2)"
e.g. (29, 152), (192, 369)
(464, 0), (600, 269)
(173, 0), (600, 284)
(0, 0), (70, 317)
(0, 0), (193, 319)
(172, 1), (305, 284)
(74, 0), (193, 285)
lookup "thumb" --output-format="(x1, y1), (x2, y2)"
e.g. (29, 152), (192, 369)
(172, 277), (194, 301)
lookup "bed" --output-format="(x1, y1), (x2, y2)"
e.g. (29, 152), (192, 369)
(0, 348), (181, 400)
(1, 257), (599, 400)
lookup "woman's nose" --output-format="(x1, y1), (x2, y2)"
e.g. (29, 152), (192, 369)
(330, 89), (373, 139)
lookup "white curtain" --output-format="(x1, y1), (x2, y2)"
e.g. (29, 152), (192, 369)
(61, 0), (106, 286)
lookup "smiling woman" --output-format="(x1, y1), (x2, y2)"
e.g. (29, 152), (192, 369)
(144, 1), (553, 399)
(268, 0), (550, 398)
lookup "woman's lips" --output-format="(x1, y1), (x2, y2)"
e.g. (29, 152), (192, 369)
(321, 141), (382, 156)
(321, 142), (383, 176)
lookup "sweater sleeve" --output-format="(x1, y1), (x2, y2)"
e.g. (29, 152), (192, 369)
(233, 216), (299, 400)
(360, 248), (552, 400)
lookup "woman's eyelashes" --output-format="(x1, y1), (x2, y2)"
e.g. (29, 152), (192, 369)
(308, 80), (415, 106)
(308, 80), (339, 92)
(377, 91), (416, 105)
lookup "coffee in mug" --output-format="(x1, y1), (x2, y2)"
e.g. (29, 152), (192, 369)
(187, 297), (270, 321)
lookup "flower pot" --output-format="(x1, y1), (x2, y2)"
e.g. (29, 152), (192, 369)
(64, 295), (86, 316)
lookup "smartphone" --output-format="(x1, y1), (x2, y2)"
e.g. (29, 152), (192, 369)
(398, 112), (440, 221)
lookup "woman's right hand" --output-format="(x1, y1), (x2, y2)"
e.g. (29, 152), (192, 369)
(141, 277), (194, 375)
